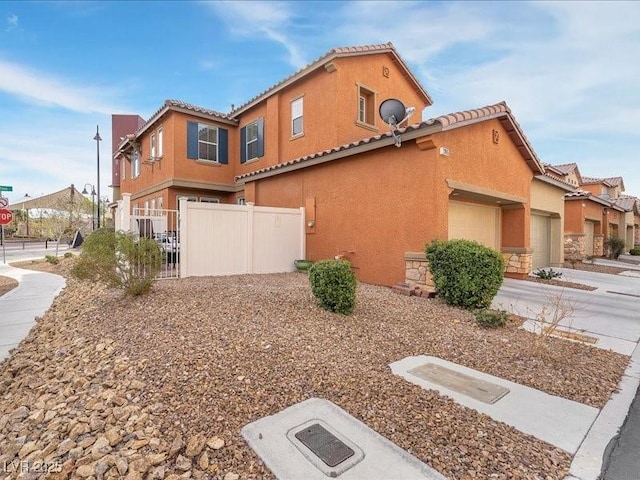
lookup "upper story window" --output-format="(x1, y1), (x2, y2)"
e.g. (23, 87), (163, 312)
(200, 197), (220, 203)
(240, 118), (264, 163)
(291, 97), (303, 137)
(150, 133), (156, 159)
(131, 150), (140, 178)
(187, 121), (228, 164)
(157, 127), (163, 158)
(357, 86), (375, 126)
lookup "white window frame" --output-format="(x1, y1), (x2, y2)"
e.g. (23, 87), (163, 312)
(157, 127), (163, 158)
(131, 150), (140, 178)
(358, 95), (366, 123)
(149, 198), (156, 215)
(200, 196), (220, 203)
(133, 203), (140, 215)
(357, 85), (375, 126)
(150, 133), (156, 159)
(291, 97), (303, 137)
(157, 196), (163, 211)
(245, 121), (259, 160)
(144, 200), (149, 215)
(197, 123), (219, 163)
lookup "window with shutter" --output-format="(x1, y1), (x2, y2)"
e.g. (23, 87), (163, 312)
(187, 121), (228, 164)
(241, 119), (264, 163)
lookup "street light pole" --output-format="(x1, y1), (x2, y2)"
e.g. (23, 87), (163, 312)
(93, 125), (102, 229)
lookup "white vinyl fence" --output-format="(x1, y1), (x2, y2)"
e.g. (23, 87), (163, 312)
(115, 194), (305, 279)
(178, 198), (305, 278)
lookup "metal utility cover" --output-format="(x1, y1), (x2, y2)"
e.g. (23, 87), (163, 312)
(409, 362), (509, 404)
(295, 423), (355, 467)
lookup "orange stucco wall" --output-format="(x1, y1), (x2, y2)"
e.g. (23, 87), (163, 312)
(249, 118), (534, 286)
(564, 199), (604, 234)
(234, 52), (429, 178)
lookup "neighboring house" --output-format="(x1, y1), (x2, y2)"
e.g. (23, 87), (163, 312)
(612, 195), (640, 248)
(530, 173), (574, 268)
(547, 164), (636, 257)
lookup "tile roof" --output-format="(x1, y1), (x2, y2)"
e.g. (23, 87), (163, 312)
(236, 101), (544, 181)
(229, 42), (432, 117)
(117, 99), (236, 151)
(612, 195), (639, 213)
(548, 163), (579, 175)
(581, 176), (625, 190)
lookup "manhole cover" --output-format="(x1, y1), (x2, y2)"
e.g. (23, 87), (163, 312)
(295, 423), (355, 467)
(409, 362), (509, 404)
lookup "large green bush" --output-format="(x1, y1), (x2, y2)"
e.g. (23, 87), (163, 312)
(72, 228), (162, 295)
(425, 239), (505, 310)
(308, 259), (357, 315)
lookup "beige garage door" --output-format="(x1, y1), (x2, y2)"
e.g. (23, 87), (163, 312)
(531, 214), (551, 269)
(584, 221), (595, 256)
(448, 201), (499, 249)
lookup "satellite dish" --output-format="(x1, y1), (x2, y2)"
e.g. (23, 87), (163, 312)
(379, 98), (415, 147)
(379, 98), (407, 126)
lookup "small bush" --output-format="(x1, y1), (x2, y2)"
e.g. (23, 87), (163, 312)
(606, 236), (625, 259)
(72, 228), (162, 296)
(533, 268), (562, 280)
(475, 309), (508, 328)
(64, 252), (73, 258)
(629, 247), (640, 256)
(308, 259), (356, 314)
(425, 239), (505, 310)
(44, 255), (59, 265)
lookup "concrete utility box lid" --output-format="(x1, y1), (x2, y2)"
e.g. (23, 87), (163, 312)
(241, 397), (447, 480)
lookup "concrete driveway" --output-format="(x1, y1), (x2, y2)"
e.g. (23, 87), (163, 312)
(492, 266), (640, 355)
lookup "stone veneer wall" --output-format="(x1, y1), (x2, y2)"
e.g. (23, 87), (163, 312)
(564, 234), (586, 260)
(404, 248), (532, 286)
(501, 249), (532, 277)
(404, 252), (434, 288)
(594, 234), (604, 257)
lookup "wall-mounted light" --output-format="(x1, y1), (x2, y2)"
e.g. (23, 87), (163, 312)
(439, 146), (450, 156)
(307, 220), (315, 228)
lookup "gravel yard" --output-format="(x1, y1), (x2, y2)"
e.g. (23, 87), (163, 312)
(0, 259), (630, 479)
(0, 275), (18, 298)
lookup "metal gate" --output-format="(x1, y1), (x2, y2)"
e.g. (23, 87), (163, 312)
(130, 208), (180, 279)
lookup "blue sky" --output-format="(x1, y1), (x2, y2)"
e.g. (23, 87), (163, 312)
(1, 0), (639, 205)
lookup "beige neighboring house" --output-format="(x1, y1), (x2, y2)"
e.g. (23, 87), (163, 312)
(530, 172), (575, 268)
(612, 195), (640, 250)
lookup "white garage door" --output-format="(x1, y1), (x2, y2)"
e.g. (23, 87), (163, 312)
(584, 221), (595, 256)
(448, 201), (499, 250)
(531, 214), (551, 269)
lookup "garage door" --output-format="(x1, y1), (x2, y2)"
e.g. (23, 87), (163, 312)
(584, 221), (595, 256)
(531, 214), (551, 269)
(448, 201), (499, 250)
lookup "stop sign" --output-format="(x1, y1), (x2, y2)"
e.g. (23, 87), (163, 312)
(0, 208), (13, 225)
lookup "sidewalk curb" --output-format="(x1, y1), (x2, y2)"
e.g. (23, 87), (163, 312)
(566, 342), (640, 480)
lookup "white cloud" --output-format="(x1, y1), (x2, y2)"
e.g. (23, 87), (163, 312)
(204, 1), (307, 68)
(6, 14), (18, 27)
(0, 59), (125, 114)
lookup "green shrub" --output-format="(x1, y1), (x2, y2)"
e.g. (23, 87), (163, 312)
(425, 239), (505, 310)
(474, 309), (508, 328)
(629, 247), (640, 256)
(308, 259), (357, 314)
(64, 252), (73, 258)
(72, 228), (162, 296)
(533, 268), (562, 280)
(606, 236), (625, 259)
(44, 255), (59, 265)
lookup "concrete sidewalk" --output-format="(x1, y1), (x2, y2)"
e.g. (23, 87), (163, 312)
(0, 264), (65, 361)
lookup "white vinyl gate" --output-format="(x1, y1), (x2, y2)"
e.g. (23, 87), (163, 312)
(115, 194), (305, 279)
